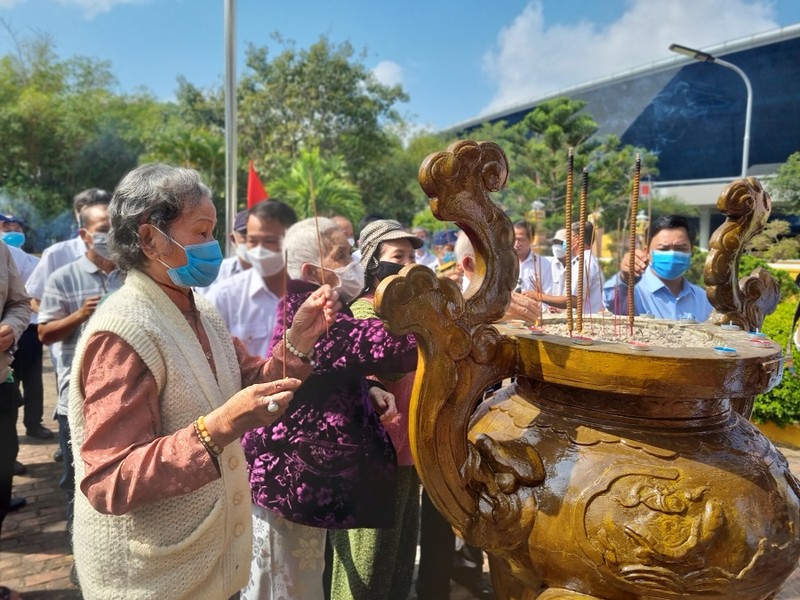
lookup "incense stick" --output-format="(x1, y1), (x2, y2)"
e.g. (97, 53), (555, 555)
(531, 216), (541, 326)
(282, 248), (288, 380)
(308, 167), (329, 336)
(576, 167), (588, 332)
(628, 154), (642, 338)
(564, 148), (574, 336)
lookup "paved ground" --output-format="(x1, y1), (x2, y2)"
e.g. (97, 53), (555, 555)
(3, 357), (800, 599)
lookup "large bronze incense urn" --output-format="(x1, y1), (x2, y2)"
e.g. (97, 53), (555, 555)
(375, 140), (800, 599)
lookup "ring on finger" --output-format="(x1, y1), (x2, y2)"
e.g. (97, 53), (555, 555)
(267, 400), (280, 413)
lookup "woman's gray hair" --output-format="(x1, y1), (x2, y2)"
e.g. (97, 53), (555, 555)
(284, 217), (340, 279)
(108, 163), (211, 271)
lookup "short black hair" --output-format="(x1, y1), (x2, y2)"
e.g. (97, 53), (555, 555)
(359, 214), (382, 232)
(570, 221), (594, 245)
(513, 221), (532, 238)
(73, 188), (111, 214)
(650, 215), (694, 246)
(248, 199), (297, 229)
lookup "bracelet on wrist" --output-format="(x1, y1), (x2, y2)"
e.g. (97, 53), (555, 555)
(285, 329), (316, 365)
(194, 415), (223, 457)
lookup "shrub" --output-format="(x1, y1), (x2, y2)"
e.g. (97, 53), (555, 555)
(752, 298), (800, 426)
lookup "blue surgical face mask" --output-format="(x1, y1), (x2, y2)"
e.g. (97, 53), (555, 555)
(153, 226), (223, 288)
(2, 231), (25, 248)
(650, 250), (691, 280)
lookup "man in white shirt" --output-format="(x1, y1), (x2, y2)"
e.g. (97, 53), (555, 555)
(455, 231), (541, 323)
(206, 200), (297, 357)
(411, 226), (439, 270)
(513, 221), (553, 299)
(548, 228), (568, 296)
(539, 221), (605, 315)
(196, 209), (251, 296)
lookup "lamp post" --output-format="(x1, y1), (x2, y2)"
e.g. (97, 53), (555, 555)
(669, 43), (753, 179)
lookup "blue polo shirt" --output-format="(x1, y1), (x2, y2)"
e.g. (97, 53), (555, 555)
(602, 266), (713, 322)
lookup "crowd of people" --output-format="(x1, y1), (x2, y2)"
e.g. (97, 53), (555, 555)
(0, 162), (717, 600)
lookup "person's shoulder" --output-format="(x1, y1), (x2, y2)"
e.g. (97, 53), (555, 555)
(46, 256), (88, 285)
(206, 268), (253, 299)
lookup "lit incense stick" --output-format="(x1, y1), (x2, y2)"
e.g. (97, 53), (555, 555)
(564, 148), (574, 335)
(628, 154), (641, 338)
(576, 167), (588, 332)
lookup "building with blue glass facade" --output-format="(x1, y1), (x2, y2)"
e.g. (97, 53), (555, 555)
(450, 25), (800, 248)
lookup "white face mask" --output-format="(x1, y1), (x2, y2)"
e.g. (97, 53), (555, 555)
(247, 246), (284, 277)
(332, 260), (365, 303)
(236, 243), (251, 265)
(552, 244), (566, 259)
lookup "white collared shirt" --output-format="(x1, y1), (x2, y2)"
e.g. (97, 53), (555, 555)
(205, 268), (280, 358)
(415, 248), (438, 270)
(570, 250), (605, 315)
(518, 250), (553, 294)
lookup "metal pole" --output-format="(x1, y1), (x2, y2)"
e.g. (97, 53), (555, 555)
(714, 58), (753, 179)
(223, 0), (237, 257)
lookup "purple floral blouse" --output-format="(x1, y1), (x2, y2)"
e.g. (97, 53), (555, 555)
(241, 279), (418, 529)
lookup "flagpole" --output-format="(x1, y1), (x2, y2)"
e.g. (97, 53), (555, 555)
(224, 0), (237, 257)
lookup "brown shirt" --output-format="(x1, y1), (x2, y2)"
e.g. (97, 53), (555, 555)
(78, 282), (311, 515)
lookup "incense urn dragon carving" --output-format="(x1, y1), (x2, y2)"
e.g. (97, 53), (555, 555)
(375, 140), (800, 599)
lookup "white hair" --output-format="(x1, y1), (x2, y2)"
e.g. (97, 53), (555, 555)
(285, 217), (340, 279)
(454, 230), (474, 265)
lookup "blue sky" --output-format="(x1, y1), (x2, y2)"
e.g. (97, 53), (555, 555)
(0, 0), (799, 131)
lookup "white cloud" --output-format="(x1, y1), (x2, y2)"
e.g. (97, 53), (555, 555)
(57, 0), (152, 19)
(372, 60), (404, 87)
(482, 0), (778, 115)
(0, 0), (25, 7)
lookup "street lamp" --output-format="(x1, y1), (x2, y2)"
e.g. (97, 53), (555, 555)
(669, 43), (753, 179)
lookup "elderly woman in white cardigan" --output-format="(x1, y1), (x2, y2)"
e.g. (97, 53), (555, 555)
(67, 164), (339, 600)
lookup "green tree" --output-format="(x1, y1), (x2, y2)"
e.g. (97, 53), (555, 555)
(0, 30), (161, 230)
(463, 98), (659, 229)
(748, 219), (800, 261)
(237, 35), (408, 220)
(769, 151), (800, 214)
(270, 148), (364, 224)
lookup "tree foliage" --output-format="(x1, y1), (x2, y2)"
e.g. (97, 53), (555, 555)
(753, 297), (800, 426)
(270, 148), (364, 224)
(459, 98), (659, 230)
(747, 219), (800, 261)
(0, 30), (159, 224)
(769, 151), (800, 214)
(238, 36), (413, 222)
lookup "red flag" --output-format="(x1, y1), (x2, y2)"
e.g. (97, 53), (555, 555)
(247, 160), (269, 208)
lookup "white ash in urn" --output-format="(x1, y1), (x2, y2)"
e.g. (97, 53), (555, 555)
(500, 317), (734, 349)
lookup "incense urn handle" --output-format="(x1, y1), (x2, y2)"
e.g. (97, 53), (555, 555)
(376, 140), (800, 600)
(704, 177), (780, 331)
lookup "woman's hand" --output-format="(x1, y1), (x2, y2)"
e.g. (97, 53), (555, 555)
(203, 378), (302, 448)
(369, 386), (398, 423)
(288, 285), (341, 353)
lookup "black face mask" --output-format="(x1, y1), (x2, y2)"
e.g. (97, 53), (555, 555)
(375, 260), (405, 282)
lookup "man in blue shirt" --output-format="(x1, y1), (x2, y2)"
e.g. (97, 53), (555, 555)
(603, 214), (713, 321)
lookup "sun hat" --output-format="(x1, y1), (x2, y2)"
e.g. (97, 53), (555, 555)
(358, 219), (422, 272)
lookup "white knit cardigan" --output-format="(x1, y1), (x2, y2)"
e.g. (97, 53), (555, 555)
(68, 269), (252, 600)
